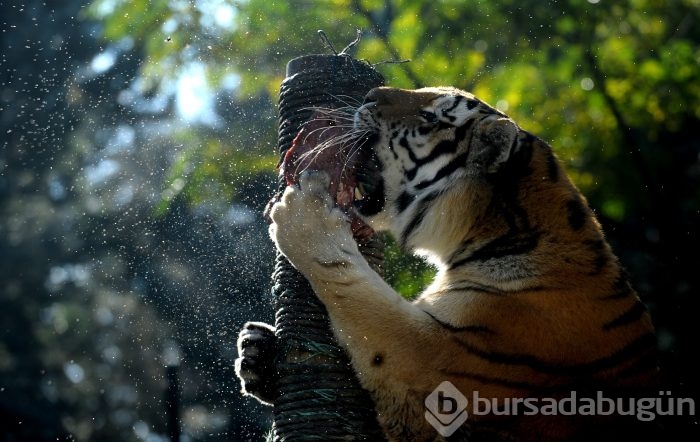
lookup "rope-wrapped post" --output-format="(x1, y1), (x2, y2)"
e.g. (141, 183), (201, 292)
(270, 54), (386, 440)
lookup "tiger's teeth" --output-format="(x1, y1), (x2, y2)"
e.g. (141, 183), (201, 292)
(354, 187), (364, 201)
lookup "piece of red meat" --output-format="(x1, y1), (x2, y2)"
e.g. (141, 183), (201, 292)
(266, 113), (374, 239)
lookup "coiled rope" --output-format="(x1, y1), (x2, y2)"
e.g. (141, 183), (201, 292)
(270, 54), (386, 441)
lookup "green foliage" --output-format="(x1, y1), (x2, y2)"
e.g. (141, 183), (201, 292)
(156, 128), (278, 216)
(381, 235), (436, 298)
(88, 0), (699, 297)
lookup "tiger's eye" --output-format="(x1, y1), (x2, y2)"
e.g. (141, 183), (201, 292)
(419, 110), (439, 123)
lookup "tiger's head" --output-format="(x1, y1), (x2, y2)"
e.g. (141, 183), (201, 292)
(352, 87), (524, 257)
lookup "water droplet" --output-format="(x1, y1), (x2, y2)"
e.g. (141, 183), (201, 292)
(580, 77), (595, 91)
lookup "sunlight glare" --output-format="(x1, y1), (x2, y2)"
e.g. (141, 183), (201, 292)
(90, 50), (116, 74)
(176, 63), (221, 126)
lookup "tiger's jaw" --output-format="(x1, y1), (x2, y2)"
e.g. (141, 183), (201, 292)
(352, 103), (439, 241)
(351, 104), (403, 233)
(351, 138), (386, 220)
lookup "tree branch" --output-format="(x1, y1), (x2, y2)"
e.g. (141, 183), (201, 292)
(351, 0), (424, 88)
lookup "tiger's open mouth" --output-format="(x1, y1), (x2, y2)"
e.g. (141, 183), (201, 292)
(271, 112), (384, 239)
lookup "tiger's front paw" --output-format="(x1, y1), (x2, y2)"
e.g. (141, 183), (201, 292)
(235, 321), (277, 405)
(268, 172), (361, 277)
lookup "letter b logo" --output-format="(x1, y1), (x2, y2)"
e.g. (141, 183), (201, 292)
(425, 381), (469, 437)
(438, 391), (458, 414)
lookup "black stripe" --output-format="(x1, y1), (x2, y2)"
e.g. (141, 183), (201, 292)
(417, 125), (433, 135)
(459, 283), (546, 294)
(447, 237), (475, 264)
(583, 239), (610, 275)
(466, 99), (479, 110)
(413, 151), (469, 190)
(562, 333), (658, 374)
(387, 137), (398, 158)
(439, 369), (544, 391)
(590, 254), (611, 276)
(484, 134), (534, 234)
(436, 281), (547, 295)
(603, 300), (649, 331)
(613, 270), (631, 289)
(442, 281), (502, 294)
(583, 239), (605, 253)
(425, 312), (495, 335)
(421, 120), (471, 162)
(507, 129), (520, 160)
(491, 131), (534, 182)
(446, 95), (464, 112)
(402, 118), (474, 181)
(450, 332), (657, 377)
(442, 97), (463, 122)
(436, 121), (453, 131)
(396, 190), (415, 213)
(602, 272), (634, 300)
(602, 288), (634, 300)
(400, 190), (441, 247)
(449, 231), (540, 268)
(406, 167), (416, 181)
(566, 197), (588, 231)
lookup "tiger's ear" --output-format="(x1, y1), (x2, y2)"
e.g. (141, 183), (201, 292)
(475, 117), (519, 173)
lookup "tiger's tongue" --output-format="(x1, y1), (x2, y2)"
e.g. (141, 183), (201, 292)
(279, 115), (373, 239)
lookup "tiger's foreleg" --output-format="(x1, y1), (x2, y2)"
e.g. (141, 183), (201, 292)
(269, 172), (453, 439)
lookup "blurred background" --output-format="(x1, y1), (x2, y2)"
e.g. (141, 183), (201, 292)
(1, 0), (698, 441)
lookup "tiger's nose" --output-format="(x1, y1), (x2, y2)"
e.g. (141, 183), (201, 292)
(363, 87), (394, 105)
(363, 88), (380, 105)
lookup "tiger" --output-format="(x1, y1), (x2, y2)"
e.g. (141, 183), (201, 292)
(236, 87), (660, 441)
